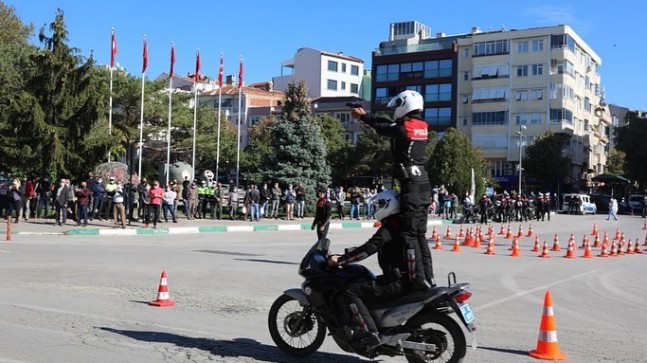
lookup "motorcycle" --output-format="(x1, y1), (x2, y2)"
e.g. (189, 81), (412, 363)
(268, 238), (476, 362)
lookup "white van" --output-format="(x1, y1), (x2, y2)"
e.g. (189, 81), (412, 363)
(561, 193), (597, 215)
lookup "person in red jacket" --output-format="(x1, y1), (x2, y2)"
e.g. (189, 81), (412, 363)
(74, 181), (91, 226)
(147, 180), (164, 228)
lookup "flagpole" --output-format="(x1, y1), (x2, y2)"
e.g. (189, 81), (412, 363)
(235, 55), (243, 188)
(166, 42), (175, 187)
(138, 35), (147, 181)
(215, 53), (223, 183)
(192, 48), (200, 182)
(108, 66), (114, 163)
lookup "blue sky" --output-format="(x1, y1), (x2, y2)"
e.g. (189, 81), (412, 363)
(6, 0), (646, 110)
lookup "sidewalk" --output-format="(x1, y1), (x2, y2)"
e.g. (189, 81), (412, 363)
(1, 216), (451, 236)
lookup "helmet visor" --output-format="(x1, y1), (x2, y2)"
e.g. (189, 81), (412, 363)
(386, 96), (403, 109)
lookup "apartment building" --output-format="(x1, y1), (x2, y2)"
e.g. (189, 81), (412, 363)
(371, 21), (461, 134)
(455, 25), (610, 192)
(273, 47), (365, 100)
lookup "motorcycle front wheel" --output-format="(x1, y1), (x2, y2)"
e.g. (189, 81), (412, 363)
(403, 312), (467, 363)
(267, 293), (326, 357)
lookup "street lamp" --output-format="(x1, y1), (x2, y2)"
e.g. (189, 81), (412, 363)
(517, 125), (526, 195)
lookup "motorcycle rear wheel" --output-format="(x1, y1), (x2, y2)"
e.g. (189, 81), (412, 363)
(404, 312), (466, 363)
(267, 293), (326, 357)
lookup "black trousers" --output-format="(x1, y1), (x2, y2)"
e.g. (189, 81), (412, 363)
(400, 180), (434, 286)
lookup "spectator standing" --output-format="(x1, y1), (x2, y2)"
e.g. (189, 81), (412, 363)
(270, 182), (282, 219)
(229, 186), (239, 220)
(137, 178), (149, 221)
(35, 176), (53, 219)
(450, 193), (459, 220)
(148, 180), (164, 228)
(335, 186), (346, 220)
(311, 188), (332, 239)
(74, 181), (91, 226)
(259, 182), (271, 219)
(0, 177), (8, 218)
(249, 184), (261, 221)
(284, 183), (296, 220)
(188, 180), (200, 220)
(363, 188), (374, 219)
(112, 180), (126, 228)
(295, 182), (306, 219)
(349, 187), (361, 220)
(90, 177), (105, 220)
(8, 179), (21, 223)
(20, 176), (35, 221)
(54, 178), (70, 226)
(213, 182), (223, 219)
(162, 184), (178, 223)
(104, 177), (119, 220)
(642, 195), (647, 218)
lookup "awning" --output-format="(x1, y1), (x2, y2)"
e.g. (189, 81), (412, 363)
(591, 173), (630, 185)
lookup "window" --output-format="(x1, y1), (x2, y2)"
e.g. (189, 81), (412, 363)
(351, 65), (359, 75)
(341, 81), (346, 90)
(327, 79), (337, 90)
(473, 40), (509, 56)
(350, 83), (359, 94)
(516, 88), (543, 101)
(424, 107), (451, 126)
(551, 34), (576, 53)
(461, 95), (469, 104)
(532, 63), (543, 76)
(517, 41), (529, 53)
(341, 63), (347, 73)
(472, 111), (507, 125)
(400, 62), (424, 79)
(516, 65), (528, 77)
(550, 108), (573, 124)
(463, 48), (469, 58)
(424, 83), (452, 102)
(423, 59), (452, 78)
(464, 71), (469, 81)
(516, 112), (543, 125)
(584, 97), (591, 113)
(387, 64), (399, 81)
(473, 87), (507, 102)
(327, 60), (338, 72)
(532, 39), (544, 52)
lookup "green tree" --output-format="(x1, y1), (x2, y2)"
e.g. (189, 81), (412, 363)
(0, 1), (33, 44)
(427, 128), (485, 196)
(606, 149), (627, 176)
(261, 79), (330, 197)
(615, 111), (647, 187)
(523, 131), (571, 190)
(353, 122), (392, 184)
(314, 114), (353, 184)
(243, 115), (276, 183)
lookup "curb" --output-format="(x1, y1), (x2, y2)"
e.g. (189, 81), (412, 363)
(3, 219), (452, 237)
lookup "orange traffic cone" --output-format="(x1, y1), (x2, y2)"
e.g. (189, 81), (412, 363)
(529, 291), (567, 360)
(484, 238), (495, 255)
(563, 240), (576, 259)
(473, 233), (483, 249)
(431, 226), (438, 241)
(634, 239), (643, 254)
(451, 236), (462, 253)
(598, 241), (609, 258)
(5, 217), (11, 242)
(499, 223), (506, 235)
(149, 270), (176, 307)
(603, 231), (610, 247)
(618, 235), (626, 256)
(644, 234), (647, 248)
(609, 240), (618, 257)
(626, 239), (635, 255)
(551, 235), (561, 251)
(592, 234), (601, 248)
(458, 225), (466, 238)
(505, 225), (513, 239)
(643, 221), (647, 230)
(510, 237), (522, 257)
(517, 225), (525, 238)
(464, 228), (475, 247)
(579, 235), (589, 249)
(539, 241), (551, 258)
(591, 223), (599, 236)
(582, 239), (593, 258)
(444, 226), (453, 239)
(527, 224), (535, 237)
(613, 228), (621, 241)
(531, 237), (541, 252)
(433, 235), (443, 250)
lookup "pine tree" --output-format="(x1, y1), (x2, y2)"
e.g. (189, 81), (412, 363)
(262, 79), (330, 201)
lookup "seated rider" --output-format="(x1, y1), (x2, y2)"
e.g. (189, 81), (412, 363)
(327, 189), (422, 348)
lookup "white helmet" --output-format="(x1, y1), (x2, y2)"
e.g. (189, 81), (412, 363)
(387, 90), (424, 120)
(374, 189), (400, 221)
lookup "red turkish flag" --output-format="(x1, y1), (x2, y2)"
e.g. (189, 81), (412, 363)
(169, 43), (176, 77)
(218, 54), (224, 88)
(110, 29), (117, 68)
(142, 36), (148, 73)
(195, 49), (201, 82)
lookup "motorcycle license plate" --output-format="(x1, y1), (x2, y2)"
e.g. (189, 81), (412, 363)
(459, 303), (475, 325)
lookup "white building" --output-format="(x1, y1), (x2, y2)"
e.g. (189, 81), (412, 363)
(273, 47), (365, 99)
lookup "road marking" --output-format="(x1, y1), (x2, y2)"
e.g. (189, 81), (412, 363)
(473, 269), (598, 312)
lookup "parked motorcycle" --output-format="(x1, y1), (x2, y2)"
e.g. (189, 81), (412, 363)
(268, 238), (476, 362)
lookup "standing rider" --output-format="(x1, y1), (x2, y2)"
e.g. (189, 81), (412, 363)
(351, 90), (434, 290)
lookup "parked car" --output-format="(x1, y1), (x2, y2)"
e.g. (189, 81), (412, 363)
(628, 194), (646, 214)
(590, 194), (631, 215)
(560, 193), (597, 215)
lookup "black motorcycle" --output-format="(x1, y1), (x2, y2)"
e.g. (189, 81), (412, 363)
(268, 238), (476, 362)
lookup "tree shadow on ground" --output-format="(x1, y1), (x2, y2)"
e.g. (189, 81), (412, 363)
(98, 327), (378, 363)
